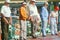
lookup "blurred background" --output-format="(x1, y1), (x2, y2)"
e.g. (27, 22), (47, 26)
(0, 0), (60, 40)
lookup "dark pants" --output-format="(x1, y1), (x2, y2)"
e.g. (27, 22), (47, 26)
(30, 16), (39, 37)
(31, 21), (33, 36)
(1, 17), (9, 40)
(31, 21), (38, 37)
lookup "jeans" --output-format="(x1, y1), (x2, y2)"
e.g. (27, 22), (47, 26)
(42, 20), (48, 36)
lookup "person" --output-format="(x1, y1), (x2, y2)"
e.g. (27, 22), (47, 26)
(28, 0), (41, 38)
(19, 2), (28, 40)
(1, 1), (12, 40)
(48, 6), (59, 35)
(41, 2), (49, 37)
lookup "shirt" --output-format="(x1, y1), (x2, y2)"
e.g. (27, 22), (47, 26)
(28, 4), (39, 16)
(28, 4), (41, 22)
(19, 7), (28, 20)
(41, 6), (48, 21)
(1, 5), (11, 17)
(50, 11), (58, 18)
(28, 4), (41, 21)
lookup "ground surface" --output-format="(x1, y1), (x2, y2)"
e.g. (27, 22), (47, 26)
(0, 33), (60, 40)
(28, 33), (60, 40)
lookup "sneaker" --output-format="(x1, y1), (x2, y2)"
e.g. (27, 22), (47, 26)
(32, 36), (37, 38)
(20, 37), (23, 40)
(42, 35), (46, 37)
(55, 33), (58, 35)
(23, 38), (27, 40)
(32, 34), (37, 38)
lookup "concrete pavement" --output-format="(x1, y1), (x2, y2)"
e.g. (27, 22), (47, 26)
(28, 33), (60, 40)
(0, 33), (60, 40)
(28, 36), (60, 40)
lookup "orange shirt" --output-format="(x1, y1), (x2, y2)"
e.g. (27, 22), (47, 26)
(19, 7), (28, 20)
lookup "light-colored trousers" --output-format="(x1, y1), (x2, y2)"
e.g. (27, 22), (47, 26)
(42, 20), (48, 36)
(20, 20), (27, 39)
(32, 15), (40, 35)
(50, 18), (57, 35)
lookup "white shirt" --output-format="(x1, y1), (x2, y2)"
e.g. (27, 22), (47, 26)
(28, 4), (39, 16)
(50, 11), (58, 18)
(28, 4), (41, 22)
(1, 5), (11, 17)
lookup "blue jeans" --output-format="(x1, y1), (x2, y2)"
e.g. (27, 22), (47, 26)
(42, 20), (48, 36)
(50, 18), (57, 35)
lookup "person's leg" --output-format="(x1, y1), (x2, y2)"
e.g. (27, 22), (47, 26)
(32, 18), (36, 37)
(5, 18), (9, 40)
(34, 23), (38, 33)
(30, 21), (33, 36)
(50, 19), (55, 35)
(50, 24), (55, 35)
(33, 19), (39, 35)
(1, 18), (5, 40)
(35, 17), (40, 33)
(33, 23), (35, 33)
(42, 20), (47, 36)
(23, 21), (27, 40)
(32, 22), (36, 36)
(54, 21), (58, 35)
(32, 17), (40, 37)
(20, 20), (24, 40)
(4, 23), (9, 40)
(30, 17), (35, 37)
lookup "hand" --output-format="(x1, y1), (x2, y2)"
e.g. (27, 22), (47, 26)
(37, 17), (39, 20)
(28, 16), (31, 20)
(6, 20), (9, 24)
(3, 17), (9, 24)
(30, 17), (34, 22)
(9, 20), (12, 25)
(56, 21), (58, 24)
(9, 19), (12, 25)
(9, 17), (12, 25)
(48, 21), (50, 24)
(31, 18), (34, 22)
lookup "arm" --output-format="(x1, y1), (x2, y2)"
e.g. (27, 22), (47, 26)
(56, 16), (58, 24)
(9, 8), (12, 24)
(20, 7), (27, 18)
(9, 16), (12, 24)
(1, 6), (9, 24)
(56, 11), (58, 24)
(48, 15), (50, 24)
(41, 7), (45, 20)
(1, 13), (9, 24)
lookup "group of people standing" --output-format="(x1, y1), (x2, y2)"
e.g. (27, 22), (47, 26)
(19, 0), (59, 40)
(1, 0), (59, 40)
(20, 0), (41, 40)
(41, 2), (59, 37)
